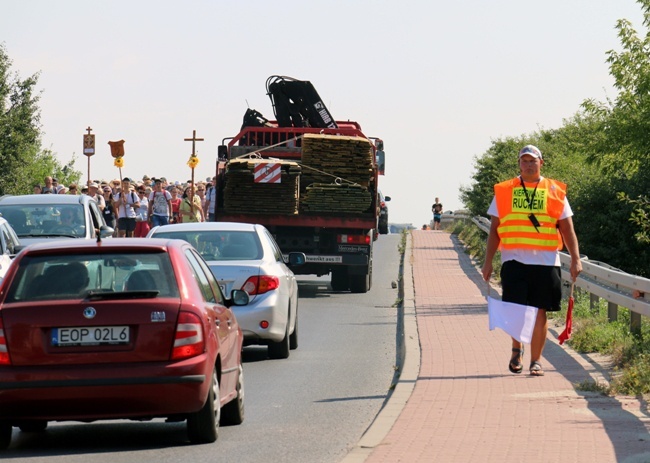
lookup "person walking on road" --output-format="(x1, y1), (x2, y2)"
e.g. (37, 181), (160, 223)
(431, 197), (443, 230)
(481, 144), (582, 376)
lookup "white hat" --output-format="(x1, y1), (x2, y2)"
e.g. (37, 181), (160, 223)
(518, 145), (542, 159)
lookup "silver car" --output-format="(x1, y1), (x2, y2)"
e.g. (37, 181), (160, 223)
(148, 222), (304, 359)
(0, 194), (114, 246)
(0, 216), (22, 283)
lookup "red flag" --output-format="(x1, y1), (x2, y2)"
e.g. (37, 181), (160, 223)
(558, 284), (575, 345)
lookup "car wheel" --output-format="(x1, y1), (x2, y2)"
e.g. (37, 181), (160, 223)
(268, 322), (290, 359)
(0, 422), (11, 450)
(330, 268), (349, 291)
(18, 420), (47, 433)
(220, 365), (245, 426)
(187, 367), (220, 444)
(378, 222), (388, 235)
(289, 306), (298, 350)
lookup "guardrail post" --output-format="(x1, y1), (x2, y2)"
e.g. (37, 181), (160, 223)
(590, 293), (599, 312)
(607, 302), (618, 323)
(631, 312), (642, 338)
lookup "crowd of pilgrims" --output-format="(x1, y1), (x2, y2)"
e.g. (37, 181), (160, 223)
(33, 174), (217, 238)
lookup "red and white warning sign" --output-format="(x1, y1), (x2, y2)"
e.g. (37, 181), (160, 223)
(254, 162), (282, 184)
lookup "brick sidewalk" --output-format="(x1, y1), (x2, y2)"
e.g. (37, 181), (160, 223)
(360, 230), (650, 463)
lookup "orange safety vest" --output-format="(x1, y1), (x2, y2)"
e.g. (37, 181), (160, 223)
(495, 177), (566, 251)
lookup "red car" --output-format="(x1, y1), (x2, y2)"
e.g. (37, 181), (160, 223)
(0, 238), (248, 450)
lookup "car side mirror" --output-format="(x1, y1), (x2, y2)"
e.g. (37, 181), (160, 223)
(287, 252), (306, 266)
(100, 225), (114, 238)
(384, 196), (391, 202)
(230, 289), (249, 306)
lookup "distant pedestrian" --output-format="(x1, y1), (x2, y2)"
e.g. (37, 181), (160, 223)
(87, 182), (106, 211)
(102, 186), (116, 233)
(179, 185), (205, 223)
(431, 197), (443, 230)
(204, 176), (217, 221)
(170, 187), (181, 224)
(114, 177), (139, 237)
(134, 186), (150, 237)
(481, 145), (582, 376)
(147, 178), (173, 227)
(42, 176), (54, 194)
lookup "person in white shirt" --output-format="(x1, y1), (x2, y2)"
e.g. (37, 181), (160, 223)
(113, 177), (139, 237)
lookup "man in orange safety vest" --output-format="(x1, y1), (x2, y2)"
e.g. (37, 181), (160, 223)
(481, 145), (582, 377)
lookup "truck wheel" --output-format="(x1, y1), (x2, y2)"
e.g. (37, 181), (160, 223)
(330, 269), (349, 291)
(349, 273), (370, 293)
(0, 422), (11, 450)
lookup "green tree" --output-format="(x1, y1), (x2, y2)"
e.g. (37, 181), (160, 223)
(582, 0), (650, 251)
(0, 43), (80, 195)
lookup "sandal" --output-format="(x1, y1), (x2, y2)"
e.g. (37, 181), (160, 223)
(530, 361), (545, 376)
(508, 347), (524, 374)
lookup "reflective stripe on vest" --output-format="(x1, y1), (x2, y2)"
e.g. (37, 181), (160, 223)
(495, 178), (566, 251)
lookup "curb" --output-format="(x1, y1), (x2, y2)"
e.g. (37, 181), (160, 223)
(341, 233), (420, 462)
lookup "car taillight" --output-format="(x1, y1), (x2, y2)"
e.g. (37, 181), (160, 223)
(242, 275), (279, 295)
(380, 201), (386, 208)
(0, 318), (10, 366)
(337, 234), (370, 245)
(172, 312), (204, 360)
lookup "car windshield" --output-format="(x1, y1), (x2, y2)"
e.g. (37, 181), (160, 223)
(0, 204), (86, 237)
(152, 230), (262, 261)
(5, 252), (179, 302)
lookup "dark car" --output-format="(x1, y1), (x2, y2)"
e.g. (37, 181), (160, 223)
(0, 238), (248, 449)
(378, 190), (391, 235)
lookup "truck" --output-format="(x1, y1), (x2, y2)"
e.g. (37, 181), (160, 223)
(214, 76), (386, 293)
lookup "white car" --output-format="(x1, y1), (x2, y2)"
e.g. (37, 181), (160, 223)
(0, 216), (21, 283)
(0, 194), (114, 246)
(148, 222), (305, 359)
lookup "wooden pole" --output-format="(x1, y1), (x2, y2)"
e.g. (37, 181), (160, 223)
(184, 130), (204, 219)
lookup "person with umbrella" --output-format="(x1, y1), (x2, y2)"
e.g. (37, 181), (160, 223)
(481, 145), (582, 376)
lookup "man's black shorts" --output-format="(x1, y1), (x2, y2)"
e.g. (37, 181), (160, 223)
(500, 260), (562, 311)
(117, 217), (136, 232)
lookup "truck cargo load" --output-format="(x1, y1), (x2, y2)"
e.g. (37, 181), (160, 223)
(214, 76), (385, 293)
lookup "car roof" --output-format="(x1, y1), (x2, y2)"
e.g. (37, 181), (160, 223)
(0, 194), (88, 206)
(151, 222), (260, 233)
(18, 237), (184, 254)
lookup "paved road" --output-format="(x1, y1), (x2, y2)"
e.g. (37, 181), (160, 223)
(1, 234), (402, 463)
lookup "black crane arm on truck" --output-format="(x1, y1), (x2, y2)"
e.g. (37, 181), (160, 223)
(265, 75), (338, 129)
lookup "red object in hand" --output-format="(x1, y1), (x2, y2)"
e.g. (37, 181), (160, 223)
(558, 291), (575, 345)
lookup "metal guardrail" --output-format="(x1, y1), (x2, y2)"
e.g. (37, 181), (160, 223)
(471, 216), (650, 334)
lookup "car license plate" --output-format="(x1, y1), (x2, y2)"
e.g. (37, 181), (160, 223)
(51, 326), (130, 346)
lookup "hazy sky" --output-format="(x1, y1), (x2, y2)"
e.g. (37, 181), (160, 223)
(1, 0), (646, 226)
